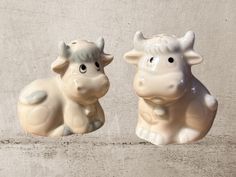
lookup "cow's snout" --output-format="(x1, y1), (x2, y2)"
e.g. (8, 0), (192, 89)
(73, 74), (109, 99)
(133, 71), (187, 102)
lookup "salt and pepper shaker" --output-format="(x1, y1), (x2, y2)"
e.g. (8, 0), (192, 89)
(18, 38), (113, 137)
(124, 31), (218, 145)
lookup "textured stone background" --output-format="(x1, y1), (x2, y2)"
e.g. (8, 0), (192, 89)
(0, 0), (235, 176)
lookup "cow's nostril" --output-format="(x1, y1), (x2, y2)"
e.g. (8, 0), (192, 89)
(77, 87), (82, 91)
(139, 81), (143, 86)
(168, 84), (175, 89)
(138, 78), (145, 86)
(77, 86), (84, 90)
(77, 87), (87, 93)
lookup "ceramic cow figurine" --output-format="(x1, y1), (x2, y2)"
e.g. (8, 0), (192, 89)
(18, 37), (113, 137)
(124, 31), (218, 145)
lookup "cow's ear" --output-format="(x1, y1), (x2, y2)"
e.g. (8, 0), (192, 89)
(51, 57), (69, 74)
(124, 50), (144, 65)
(184, 50), (203, 65)
(101, 53), (113, 66)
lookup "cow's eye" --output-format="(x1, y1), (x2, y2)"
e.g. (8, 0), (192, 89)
(95, 62), (100, 71)
(168, 57), (174, 63)
(79, 64), (87, 73)
(149, 57), (154, 63)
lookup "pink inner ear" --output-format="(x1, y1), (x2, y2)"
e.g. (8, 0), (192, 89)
(51, 57), (69, 73)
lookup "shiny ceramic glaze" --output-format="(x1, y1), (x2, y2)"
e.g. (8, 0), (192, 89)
(124, 31), (218, 145)
(18, 38), (113, 137)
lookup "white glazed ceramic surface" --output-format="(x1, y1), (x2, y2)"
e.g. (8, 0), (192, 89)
(18, 38), (113, 137)
(124, 31), (218, 145)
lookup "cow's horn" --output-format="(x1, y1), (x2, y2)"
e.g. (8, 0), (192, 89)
(95, 37), (104, 52)
(58, 41), (69, 58)
(179, 31), (195, 51)
(134, 31), (146, 50)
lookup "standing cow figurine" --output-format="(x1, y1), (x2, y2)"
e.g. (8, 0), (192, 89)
(18, 37), (113, 137)
(124, 31), (218, 145)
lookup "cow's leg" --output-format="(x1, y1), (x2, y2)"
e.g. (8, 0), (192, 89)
(136, 127), (168, 145)
(64, 102), (91, 134)
(66, 103), (104, 134)
(135, 115), (170, 145)
(90, 102), (105, 130)
(180, 94), (217, 143)
(82, 102), (105, 132)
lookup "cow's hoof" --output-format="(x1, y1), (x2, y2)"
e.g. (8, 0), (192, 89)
(87, 123), (94, 132)
(93, 120), (103, 129)
(177, 128), (200, 144)
(87, 121), (103, 132)
(63, 125), (73, 136)
(136, 127), (167, 145)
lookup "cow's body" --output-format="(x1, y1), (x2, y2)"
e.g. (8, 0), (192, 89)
(136, 77), (217, 145)
(18, 38), (113, 137)
(124, 31), (218, 145)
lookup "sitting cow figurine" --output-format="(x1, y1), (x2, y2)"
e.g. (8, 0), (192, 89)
(124, 31), (218, 145)
(18, 37), (113, 137)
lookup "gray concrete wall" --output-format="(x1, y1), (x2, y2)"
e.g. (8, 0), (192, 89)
(0, 0), (235, 176)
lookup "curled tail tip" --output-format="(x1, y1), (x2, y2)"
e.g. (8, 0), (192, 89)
(205, 94), (218, 111)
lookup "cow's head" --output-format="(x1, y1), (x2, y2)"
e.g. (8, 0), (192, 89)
(124, 31), (202, 104)
(51, 37), (113, 105)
